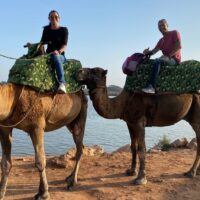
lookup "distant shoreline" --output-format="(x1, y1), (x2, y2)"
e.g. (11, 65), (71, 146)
(83, 84), (123, 96)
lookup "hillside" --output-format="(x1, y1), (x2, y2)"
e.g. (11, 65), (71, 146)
(83, 84), (123, 96)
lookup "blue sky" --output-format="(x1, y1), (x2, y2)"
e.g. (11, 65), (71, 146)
(0, 0), (199, 87)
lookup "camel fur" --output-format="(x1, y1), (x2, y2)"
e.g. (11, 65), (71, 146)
(0, 83), (87, 200)
(77, 67), (200, 185)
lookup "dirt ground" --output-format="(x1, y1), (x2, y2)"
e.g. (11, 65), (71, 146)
(2, 148), (200, 200)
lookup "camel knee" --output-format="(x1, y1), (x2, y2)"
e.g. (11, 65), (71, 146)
(75, 146), (83, 160)
(1, 160), (12, 175)
(35, 161), (46, 172)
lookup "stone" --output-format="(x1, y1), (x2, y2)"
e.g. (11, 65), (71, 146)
(187, 138), (197, 150)
(112, 144), (131, 153)
(48, 145), (104, 168)
(171, 138), (188, 148)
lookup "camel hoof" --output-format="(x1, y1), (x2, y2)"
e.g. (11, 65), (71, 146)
(34, 192), (50, 200)
(126, 169), (137, 176)
(0, 189), (6, 200)
(66, 176), (75, 190)
(184, 171), (196, 178)
(66, 185), (73, 191)
(133, 177), (147, 185)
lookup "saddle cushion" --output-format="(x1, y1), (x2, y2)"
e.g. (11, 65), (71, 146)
(124, 60), (200, 93)
(8, 55), (82, 93)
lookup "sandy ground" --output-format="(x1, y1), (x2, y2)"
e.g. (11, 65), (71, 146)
(2, 148), (200, 200)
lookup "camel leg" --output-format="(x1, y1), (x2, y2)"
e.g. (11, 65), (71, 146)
(184, 124), (200, 178)
(29, 127), (49, 200)
(66, 100), (87, 190)
(0, 128), (12, 200)
(133, 122), (147, 185)
(126, 124), (138, 176)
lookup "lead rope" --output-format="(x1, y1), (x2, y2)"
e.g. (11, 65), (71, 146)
(0, 53), (19, 60)
(0, 85), (45, 128)
(0, 53), (51, 61)
(0, 53), (50, 128)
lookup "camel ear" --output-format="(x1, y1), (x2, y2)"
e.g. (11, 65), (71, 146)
(103, 70), (108, 76)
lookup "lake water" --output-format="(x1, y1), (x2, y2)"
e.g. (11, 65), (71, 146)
(0, 98), (196, 156)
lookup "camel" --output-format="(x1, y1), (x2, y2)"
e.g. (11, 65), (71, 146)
(0, 82), (87, 200)
(76, 67), (200, 185)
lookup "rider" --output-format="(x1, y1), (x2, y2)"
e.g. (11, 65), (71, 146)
(142, 19), (182, 94)
(40, 10), (68, 94)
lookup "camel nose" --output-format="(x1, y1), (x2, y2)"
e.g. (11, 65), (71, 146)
(76, 68), (86, 81)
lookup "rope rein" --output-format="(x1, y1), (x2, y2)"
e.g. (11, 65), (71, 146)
(0, 53), (19, 60)
(0, 53), (50, 61)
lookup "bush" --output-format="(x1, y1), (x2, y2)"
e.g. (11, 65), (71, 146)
(158, 135), (171, 151)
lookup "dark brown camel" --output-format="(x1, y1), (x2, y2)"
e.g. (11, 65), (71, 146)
(0, 83), (87, 200)
(76, 67), (200, 185)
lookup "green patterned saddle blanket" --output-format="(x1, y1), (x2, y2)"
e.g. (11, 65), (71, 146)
(124, 60), (200, 93)
(8, 55), (82, 93)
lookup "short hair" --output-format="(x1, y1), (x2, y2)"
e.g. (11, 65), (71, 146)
(158, 19), (168, 25)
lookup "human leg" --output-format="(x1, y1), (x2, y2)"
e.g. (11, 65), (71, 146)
(149, 58), (162, 88)
(142, 57), (177, 94)
(51, 54), (67, 93)
(51, 54), (66, 83)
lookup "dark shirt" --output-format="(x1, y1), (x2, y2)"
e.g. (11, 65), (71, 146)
(40, 25), (68, 55)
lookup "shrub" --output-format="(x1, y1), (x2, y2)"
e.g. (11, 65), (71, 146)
(158, 135), (171, 151)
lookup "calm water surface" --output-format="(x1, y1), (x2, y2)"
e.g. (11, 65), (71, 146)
(0, 98), (195, 155)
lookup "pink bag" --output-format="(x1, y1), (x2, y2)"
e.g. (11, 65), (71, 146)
(122, 53), (146, 76)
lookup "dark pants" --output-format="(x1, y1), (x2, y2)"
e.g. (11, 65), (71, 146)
(149, 56), (177, 88)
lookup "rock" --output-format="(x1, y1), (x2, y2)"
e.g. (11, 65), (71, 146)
(147, 144), (161, 153)
(66, 145), (104, 158)
(48, 145), (104, 168)
(187, 138), (197, 150)
(112, 144), (131, 153)
(171, 138), (188, 148)
(148, 148), (161, 153)
(48, 154), (73, 168)
(152, 144), (160, 150)
(83, 145), (104, 156)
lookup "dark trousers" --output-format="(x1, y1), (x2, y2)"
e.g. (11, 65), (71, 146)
(149, 56), (177, 88)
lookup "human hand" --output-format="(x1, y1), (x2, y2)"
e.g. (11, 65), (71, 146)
(52, 50), (60, 55)
(143, 47), (150, 55)
(24, 42), (32, 48)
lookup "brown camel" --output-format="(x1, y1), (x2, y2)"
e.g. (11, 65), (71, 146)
(77, 67), (200, 185)
(0, 83), (87, 200)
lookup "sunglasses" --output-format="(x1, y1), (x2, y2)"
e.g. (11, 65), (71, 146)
(49, 15), (59, 19)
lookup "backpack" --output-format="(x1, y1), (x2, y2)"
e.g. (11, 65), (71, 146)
(122, 53), (147, 76)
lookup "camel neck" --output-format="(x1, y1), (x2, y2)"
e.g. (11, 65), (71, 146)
(89, 87), (126, 119)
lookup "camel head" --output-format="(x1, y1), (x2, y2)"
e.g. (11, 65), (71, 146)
(77, 67), (108, 90)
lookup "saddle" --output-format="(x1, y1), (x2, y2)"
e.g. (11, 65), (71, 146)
(124, 60), (200, 93)
(8, 43), (82, 93)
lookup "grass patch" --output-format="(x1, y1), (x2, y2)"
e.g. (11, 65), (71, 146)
(158, 135), (171, 151)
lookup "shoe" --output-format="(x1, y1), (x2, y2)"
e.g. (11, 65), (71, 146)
(57, 83), (66, 94)
(142, 84), (155, 94)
